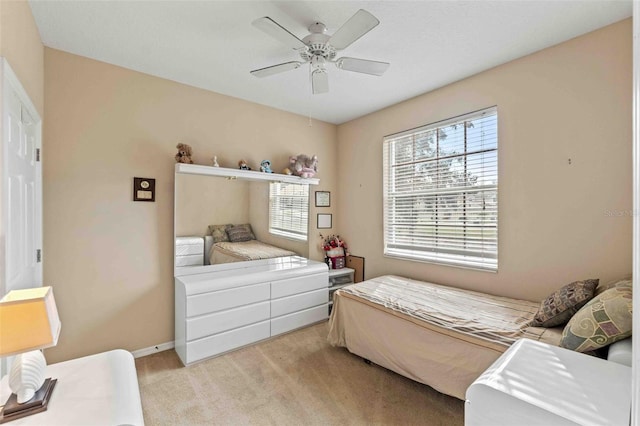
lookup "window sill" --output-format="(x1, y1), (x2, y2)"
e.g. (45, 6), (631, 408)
(383, 252), (497, 273)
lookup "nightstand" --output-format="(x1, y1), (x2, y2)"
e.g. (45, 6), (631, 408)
(0, 350), (144, 425)
(465, 339), (631, 426)
(328, 267), (354, 315)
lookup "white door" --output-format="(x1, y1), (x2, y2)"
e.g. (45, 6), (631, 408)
(3, 63), (42, 294)
(1, 61), (43, 377)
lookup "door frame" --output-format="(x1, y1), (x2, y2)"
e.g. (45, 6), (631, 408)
(633, 3), (639, 424)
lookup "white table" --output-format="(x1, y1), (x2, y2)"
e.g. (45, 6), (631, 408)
(1, 349), (144, 425)
(465, 339), (631, 426)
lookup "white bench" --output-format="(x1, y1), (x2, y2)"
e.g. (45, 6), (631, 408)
(0, 349), (144, 425)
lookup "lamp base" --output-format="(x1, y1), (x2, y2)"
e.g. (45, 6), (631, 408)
(0, 378), (56, 424)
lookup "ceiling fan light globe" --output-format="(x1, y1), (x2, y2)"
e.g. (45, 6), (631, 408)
(312, 69), (329, 94)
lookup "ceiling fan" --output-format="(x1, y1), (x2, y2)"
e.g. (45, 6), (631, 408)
(250, 9), (390, 94)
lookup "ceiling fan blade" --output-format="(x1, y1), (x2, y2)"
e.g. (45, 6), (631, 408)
(312, 70), (329, 94)
(336, 57), (390, 76)
(252, 17), (306, 50)
(329, 9), (380, 50)
(250, 61), (303, 78)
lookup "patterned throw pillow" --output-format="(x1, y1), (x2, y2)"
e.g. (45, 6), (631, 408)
(531, 279), (598, 328)
(226, 224), (255, 242)
(594, 278), (632, 296)
(208, 224), (232, 243)
(560, 286), (632, 352)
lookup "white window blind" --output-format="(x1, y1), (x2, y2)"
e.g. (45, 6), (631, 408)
(269, 182), (309, 241)
(383, 107), (498, 271)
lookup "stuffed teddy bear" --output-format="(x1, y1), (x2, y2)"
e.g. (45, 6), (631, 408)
(175, 143), (194, 164)
(260, 160), (273, 173)
(289, 154), (318, 178)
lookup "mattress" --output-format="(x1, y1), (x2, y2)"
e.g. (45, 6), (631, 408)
(327, 275), (563, 399)
(209, 240), (297, 264)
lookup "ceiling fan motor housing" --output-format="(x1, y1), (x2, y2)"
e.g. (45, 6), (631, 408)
(300, 23), (336, 61)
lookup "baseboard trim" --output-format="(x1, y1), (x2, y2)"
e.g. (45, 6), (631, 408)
(131, 341), (175, 358)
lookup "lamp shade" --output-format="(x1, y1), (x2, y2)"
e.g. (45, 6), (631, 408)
(0, 286), (61, 356)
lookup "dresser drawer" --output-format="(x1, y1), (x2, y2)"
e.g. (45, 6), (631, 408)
(271, 273), (327, 299)
(175, 254), (204, 267)
(187, 301), (270, 341)
(271, 288), (328, 318)
(187, 283), (270, 317)
(186, 320), (270, 364)
(271, 304), (327, 336)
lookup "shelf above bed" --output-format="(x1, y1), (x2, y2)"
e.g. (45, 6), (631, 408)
(175, 163), (320, 185)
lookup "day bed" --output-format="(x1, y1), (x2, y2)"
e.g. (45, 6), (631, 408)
(327, 275), (626, 400)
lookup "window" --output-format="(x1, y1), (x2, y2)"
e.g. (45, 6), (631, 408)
(269, 182), (309, 241)
(383, 107), (498, 271)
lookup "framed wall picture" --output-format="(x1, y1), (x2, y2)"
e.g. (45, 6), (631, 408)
(315, 191), (330, 207)
(317, 213), (332, 229)
(133, 177), (156, 202)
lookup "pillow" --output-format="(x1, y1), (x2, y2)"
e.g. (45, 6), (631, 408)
(595, 278), (632, 296)
(208, 224), (232, 243)
(226, 224), (255, 242)
(530, 279), (598, 328)
(560, 286), (632, 352)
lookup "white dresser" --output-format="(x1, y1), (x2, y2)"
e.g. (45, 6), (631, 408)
(175, 236), (205, 267)
(175, 257), (328, 365)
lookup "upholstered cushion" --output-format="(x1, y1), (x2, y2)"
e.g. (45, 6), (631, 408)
(560, 286), (632, 352)
(531, 279), (598, 327)
(207, 224), (232, 243)
(226, 224), (255, 242)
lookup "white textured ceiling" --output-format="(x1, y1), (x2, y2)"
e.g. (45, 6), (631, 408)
(29, 1), (632, 124)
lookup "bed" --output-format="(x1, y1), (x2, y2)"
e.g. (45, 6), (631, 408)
(327, 275), (563, 400)
(204, 236), (297, 264)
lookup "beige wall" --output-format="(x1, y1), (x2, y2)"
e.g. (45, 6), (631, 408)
(175, 175), (250, 236)
(337, 19), (633, 302)
(0, 0), (44, 298)
(43, 48), (337, 362)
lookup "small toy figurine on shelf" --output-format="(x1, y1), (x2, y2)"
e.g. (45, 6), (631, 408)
(282, 168), (292, 175)
(260, 160), (273, 173)
(238, 159), (251, 170)
(290, 154), (318, 178)
(211, 156), (220, 167)
(175, 143), (194, 164)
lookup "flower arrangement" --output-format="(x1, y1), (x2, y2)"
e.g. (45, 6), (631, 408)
(320, 234), (348, 257)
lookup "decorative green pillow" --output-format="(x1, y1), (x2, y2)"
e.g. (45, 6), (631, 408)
(594, 278), (632, 296)
(226, 223), (255, 242)
(208, 224), (232, 243)
(531, 279), (598, 328)
(560, 286), (632, 352)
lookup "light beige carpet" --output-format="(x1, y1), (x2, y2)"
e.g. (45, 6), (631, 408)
(135, 322), (464, 425)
